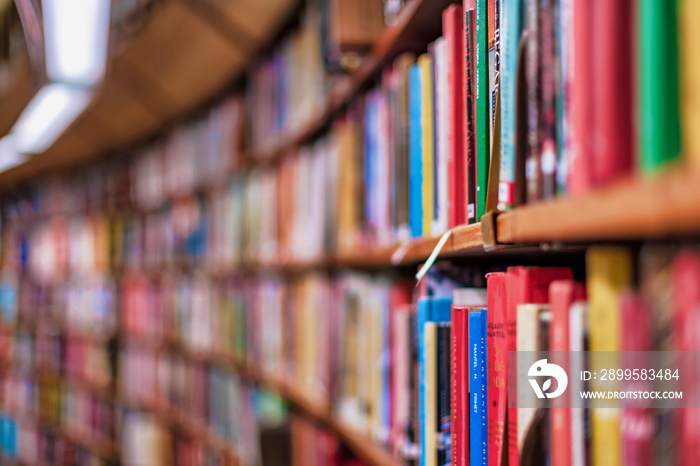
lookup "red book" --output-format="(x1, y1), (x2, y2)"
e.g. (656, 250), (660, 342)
(486, 272), (508, 466)
(591, 0), (634, 186)
(507, 266), (573, 466)
(672, 251), (700, 466)
(444, 4), (465, 228)
(463, 0), (476, 223)
(620, 292), (653, 466)
(451, 288), (487, 466)
(568, 0), (593, 196)
(549, 280), (586, 466)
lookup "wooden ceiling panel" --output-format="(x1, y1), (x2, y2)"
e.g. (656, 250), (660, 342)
(206, 0), (297, 44)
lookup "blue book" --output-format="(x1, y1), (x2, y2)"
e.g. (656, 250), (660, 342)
(0, 414), (17, 458)
(408, 63), (423, 238)
(469, 309), (484, 466)
(418, 296), (452, 466)
(480, 308), (488, 466)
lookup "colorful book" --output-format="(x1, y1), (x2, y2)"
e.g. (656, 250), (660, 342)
(443, 4), (465, 228)
(418, 53), (435, 237)
(437, 323), (451, 466)
(549, 280), (586, 466)
(638, 0), (681, 173)
(474, 0), (489, 221)
(507, 266), (572, 466)
(488, 0), (500, 138)
(434, 37), (449, 236)
(524, 0), (541, 203)
(419, 297), (453, 466)
(591, 0), (634, 187)
(469, 307), (486, 466)
(452, 288), (488, 466)
(463, 1), (477, 223)
(498, 0), (522, 210)
(486, 272), (507, 466)
(587, 246), (633, 466)
(426, 322), (439, 466)
(409, 63), (423, 238)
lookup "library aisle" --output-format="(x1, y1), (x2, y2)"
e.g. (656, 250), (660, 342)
(0, 0), (698, 465)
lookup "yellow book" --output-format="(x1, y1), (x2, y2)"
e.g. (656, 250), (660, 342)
(680, 0), (700, 166)
(586, 246), (633, 466)
(425, 322), (437, 466)
(418, 54), (434, 237)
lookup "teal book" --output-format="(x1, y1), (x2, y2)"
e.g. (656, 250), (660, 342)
(409, 63), (424, 238)
(639, 0), (681, 172)
(499, 0), (522, 209)
(475, 0), (490, 220)
(418, 296), (452, 466)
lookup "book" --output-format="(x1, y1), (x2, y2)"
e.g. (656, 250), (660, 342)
(679, 0), (700, 168)
(539, 0), (558, 198)
(524, 0), (541, 202)
(469, 307), (485, 466)
(452, 288), (488, 466)
(548, 280), (586, 466)
(474, 0), (489, 221)
(498, 0), (522, 210)
(463, 1), (477, 223)
(418, 53), (435, 238)
(409, 63), (424, 238)
(443, 4), (465, 228)
(418, 296), (453, 466)
(434, 37), (450, 236)
(437, 323), (451, 466)
(586, 246), (633, 466)
(426, 322), (439, 466)
(638, 0), (681, 173)
(488, 0), (501, 138)
(591, 0), (634, 187)
(506, 266), (572, 466)
(568, 302), (588, 466)
(486, 272), (507, 466)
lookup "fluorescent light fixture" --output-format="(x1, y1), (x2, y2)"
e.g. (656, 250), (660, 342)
(43, 0), (111, 86)
(0, 135), (28, 173)
(12, 83), (92, 154)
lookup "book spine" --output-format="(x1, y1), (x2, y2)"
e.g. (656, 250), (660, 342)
(488, 0), (500, 136)
(680, 0), (700, 169)
(487, 273), (507, 466)
(408, 64), (423, 238)
(425, 322), (438, 466)
(451, 306), (467, 466)
(539, 0), (558, 198)
(480, 308), (488, 466)
(437, 324), (451, 466)
(469, 309), (482, 466)
(587, 247), (633, 466)
(474, 0), (489, 221)
(591, 0), (634, 187)
(418, 54), (435, 238)
(525, 0), (541, 202)
(434, 38), (450, 236)
(444, 5), (465, 228)
(464, 3), (477, 224)
(498, 0), (521, 210)
(568, 0), (593, 196)
(638, 0), (681, 173)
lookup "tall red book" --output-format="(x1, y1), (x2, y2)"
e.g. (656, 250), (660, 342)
(549, 280), (586, 466)
(591, 0), (635, 186)
(568, 0), (593, 196)
(672, 251), (700, 466)
(452, 288), (487, 466)
(486, 272), (508, 466)
(507, 266), (573, 466)
(443, 4), (465, 228)
(620, 292), (653, 466)
(463, 0), (476, 223)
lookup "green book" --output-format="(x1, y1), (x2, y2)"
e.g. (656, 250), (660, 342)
(639, 0), (681, 172)
(475, 0), (490, 220)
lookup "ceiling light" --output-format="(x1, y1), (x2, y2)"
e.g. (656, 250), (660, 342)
(0, 135), (28, 173)
(43, 0), (111, 86)
(12, 83), (92, 154)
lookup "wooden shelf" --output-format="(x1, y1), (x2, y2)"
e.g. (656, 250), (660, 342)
(497, 168), (700, 244)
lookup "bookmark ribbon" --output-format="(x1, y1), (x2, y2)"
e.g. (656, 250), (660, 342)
(415, 229), (453, 281)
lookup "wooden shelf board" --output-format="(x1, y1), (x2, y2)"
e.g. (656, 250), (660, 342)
(497, 169), (700, 244)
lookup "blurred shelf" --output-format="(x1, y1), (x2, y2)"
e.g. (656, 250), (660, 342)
(117, 392), (237, 464)
(497, 168), (700, 244)
(0, 0), (300, 184)
(248, 0), (453, 164)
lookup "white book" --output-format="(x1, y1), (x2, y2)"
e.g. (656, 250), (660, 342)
(433, 37), (450, 235)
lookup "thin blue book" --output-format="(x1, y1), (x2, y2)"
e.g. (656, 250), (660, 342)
(480, 307), (488, 466)
(0, 414), (17, 458)
(418, 296), (452, 466)
(409, 63), (423, 238)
